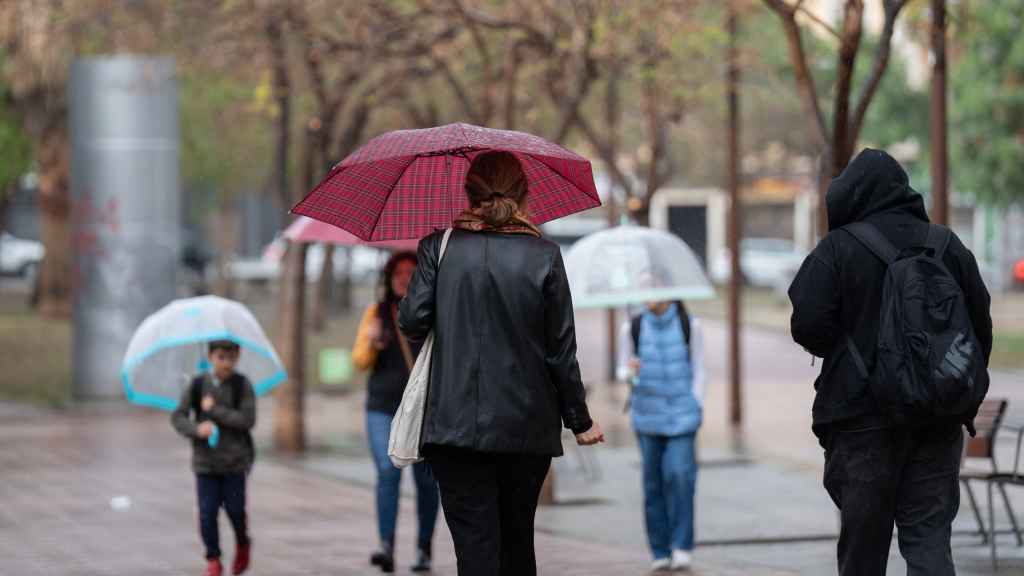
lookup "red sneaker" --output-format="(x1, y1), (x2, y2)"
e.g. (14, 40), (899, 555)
(206, 559), (223, 576)
(232, 543), (251, 575)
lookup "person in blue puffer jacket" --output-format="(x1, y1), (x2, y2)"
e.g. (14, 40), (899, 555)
(618, 300), (706, 572)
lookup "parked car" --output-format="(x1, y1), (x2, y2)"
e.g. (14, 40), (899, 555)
(226, 237), (389, 283)
(0, 232), (45, 278)
(710, 237), (807, 289)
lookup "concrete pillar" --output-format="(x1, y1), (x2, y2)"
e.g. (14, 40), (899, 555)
(70, 56), (180, 399)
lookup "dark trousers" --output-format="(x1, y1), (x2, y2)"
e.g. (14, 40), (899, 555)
(196, 472), (249, 560)
(824, 422), (963, 576)
(424, 445), (552, 576)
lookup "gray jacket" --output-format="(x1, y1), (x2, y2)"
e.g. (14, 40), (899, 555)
(171, 373), (256, 474)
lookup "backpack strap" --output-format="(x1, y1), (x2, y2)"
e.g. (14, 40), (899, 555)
(631, 315), (642, 353)
(675, 301), (692, 350)
(228, 375), (246, 409)
(190, 375), (204, 416)
(924, 224), (953, 261)
(843, 222), (900, 265)
(630, 304), (692, 361)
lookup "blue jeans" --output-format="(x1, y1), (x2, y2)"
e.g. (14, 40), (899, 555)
(196, 472), (248, 560)
(366, 410), (440, 549)
(637, 433), (697, 559)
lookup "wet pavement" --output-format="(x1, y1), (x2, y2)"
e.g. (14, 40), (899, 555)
(3, 318), (1024, 575)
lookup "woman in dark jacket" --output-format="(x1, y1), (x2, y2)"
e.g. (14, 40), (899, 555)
(399, 151), (604, 576)
(352, 252), (439, 573)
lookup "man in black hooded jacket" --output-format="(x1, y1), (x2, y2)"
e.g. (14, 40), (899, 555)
(789, 149), (992, 575)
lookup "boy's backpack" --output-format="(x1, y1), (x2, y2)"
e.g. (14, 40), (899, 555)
(631, 301), (691, 360)
(190, 374), (255, 456)
(843, 222), (986, 426)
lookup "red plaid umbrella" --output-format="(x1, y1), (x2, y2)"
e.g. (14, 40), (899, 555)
(291, 123), (601, 241)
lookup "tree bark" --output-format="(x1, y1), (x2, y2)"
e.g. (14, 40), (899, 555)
(727, 1), (743, 432)
(831, 1), (864, 172)
(213, 202), (236, 299)
(273, 241), (307, 453)
(929, 0), (949, 225)
(266, 11), (308, 453)
(310, 243), (334, 332)
(36, 127), (72, 317)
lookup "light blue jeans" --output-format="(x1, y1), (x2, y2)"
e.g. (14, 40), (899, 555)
(366, 410), (439, 549)
(637, 432), (697, 559)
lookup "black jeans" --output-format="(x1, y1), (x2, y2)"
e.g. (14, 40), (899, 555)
(824, 421), (963, 576)
(196, 472), (249, 560)
(424, 445), (552, 576)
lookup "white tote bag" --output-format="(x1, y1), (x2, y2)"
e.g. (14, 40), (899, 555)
(388, 228), (453, 468)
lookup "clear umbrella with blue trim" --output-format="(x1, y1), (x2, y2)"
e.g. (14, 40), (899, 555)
(121, 295), (286, 444)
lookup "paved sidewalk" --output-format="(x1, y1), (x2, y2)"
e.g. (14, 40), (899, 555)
(0, 403), (766, 576)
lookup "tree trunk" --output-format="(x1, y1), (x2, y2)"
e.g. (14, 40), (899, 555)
(816, 147), (834, 239)
(36, 130), (72, 317)
(726, 1), (743, 431)
(337, 247), (353, 311)
(213, 203), (237, 299)
(273, 241), (308, 453)
(930, 0), (949, 225)
(310, 243), (335, 332)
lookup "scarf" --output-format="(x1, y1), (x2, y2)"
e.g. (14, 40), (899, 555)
(453, 207), (543, 238)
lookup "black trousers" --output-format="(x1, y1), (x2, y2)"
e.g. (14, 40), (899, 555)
(196, 472), (249, 560)
(824, 421), (963, 576)
(424, 445), (552, 576)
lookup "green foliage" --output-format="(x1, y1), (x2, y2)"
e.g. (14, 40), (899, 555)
(950, 0), (1024, 205)
(0, 62), (31, 201)
(180, 70), (272, 212)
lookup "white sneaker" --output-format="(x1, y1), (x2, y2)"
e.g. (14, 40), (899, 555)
(670, 549), (692, 570)
(651, 557), (672, 572)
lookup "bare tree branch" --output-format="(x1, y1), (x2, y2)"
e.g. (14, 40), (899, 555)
(761, 0), (830, 147)
(848, 0), (910, 150)
(831, 0), (864, 168)
(795, 5), (840, 39)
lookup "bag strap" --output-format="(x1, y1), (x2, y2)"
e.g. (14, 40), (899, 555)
(438, 228), (453, 265)
(392, 304), (416, 372)
(924, 224), (952, 261)
(630, 303), (692, 361)
(228, 375), (245, 409)
(846, 335), (870, 380)
(190, 376), (203, 416)
(844, 222), (900, 265)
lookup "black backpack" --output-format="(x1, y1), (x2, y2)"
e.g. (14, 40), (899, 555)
(190, 374), (254, 455)
(631, 301), (691, 359)
(843, 222), (987, 426)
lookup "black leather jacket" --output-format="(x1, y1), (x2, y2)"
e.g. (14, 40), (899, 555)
(399, 229), (593, 456)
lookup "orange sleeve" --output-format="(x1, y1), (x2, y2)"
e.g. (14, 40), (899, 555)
(351, 303), (380, 371)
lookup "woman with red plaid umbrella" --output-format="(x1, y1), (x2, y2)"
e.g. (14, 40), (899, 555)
(399, 151), (604, 576)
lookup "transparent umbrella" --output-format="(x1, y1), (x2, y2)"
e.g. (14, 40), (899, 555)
(564, 225), (715, 309)
(121, 295), (286, 411)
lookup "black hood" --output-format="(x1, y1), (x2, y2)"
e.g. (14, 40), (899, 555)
(826, 148), (929, 230)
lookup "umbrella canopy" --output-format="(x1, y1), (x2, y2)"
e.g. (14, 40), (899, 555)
(283, 216), (418, 251)
(291, 123), (601, 241)
(121, 295), (286, 410)
(564, 225), (716, 309)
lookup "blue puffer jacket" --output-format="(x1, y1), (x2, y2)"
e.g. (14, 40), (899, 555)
(630, 304), (703, 437)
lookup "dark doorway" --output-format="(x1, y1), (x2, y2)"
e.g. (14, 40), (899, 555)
(668, 205), (708, 269)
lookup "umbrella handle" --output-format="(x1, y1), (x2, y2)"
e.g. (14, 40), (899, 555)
(207, 424), (220, 448)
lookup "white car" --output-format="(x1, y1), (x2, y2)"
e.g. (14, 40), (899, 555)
(0, 232), (45, 278)
(226, 238), (388, 283)
(710, 238), (807, 288)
